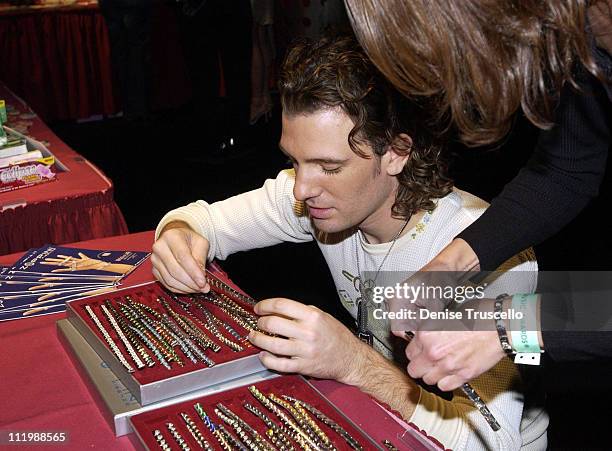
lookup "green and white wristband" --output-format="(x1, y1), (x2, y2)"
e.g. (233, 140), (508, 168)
(510, 293), (543, 365)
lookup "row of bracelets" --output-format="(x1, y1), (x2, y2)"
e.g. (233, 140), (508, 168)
(151, 384), (364, 451)
(83, 289), (260, 373)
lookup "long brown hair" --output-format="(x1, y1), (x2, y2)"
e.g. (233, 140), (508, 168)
(345, 0), (603, 146)
(279, 36), (453, 219)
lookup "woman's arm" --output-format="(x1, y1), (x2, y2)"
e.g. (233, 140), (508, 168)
(456, 64), (611, 270)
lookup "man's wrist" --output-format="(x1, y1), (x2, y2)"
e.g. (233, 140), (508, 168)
(339, 337), (419, 420)
(160, 220), (192, 235)
(337, 336), (375, 386)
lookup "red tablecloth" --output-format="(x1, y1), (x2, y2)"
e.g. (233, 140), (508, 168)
(0, 231), (442, 451)
(0, 83), (128, 255)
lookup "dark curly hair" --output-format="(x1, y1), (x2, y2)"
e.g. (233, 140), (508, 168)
(279, 36), (453, 220)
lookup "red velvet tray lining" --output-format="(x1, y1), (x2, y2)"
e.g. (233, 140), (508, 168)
(131, 375), (375, 451)
(70, 281), (259, 385)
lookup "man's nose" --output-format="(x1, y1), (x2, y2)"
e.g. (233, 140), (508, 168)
(293, 169), (319, 201)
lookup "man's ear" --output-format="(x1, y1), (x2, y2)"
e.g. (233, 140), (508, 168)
(385, 133), (412, 176)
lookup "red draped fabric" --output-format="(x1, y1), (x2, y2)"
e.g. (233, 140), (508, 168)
(0, 4), (118, 122)
(0, 191), (128, 255)
(0, 82), (128, 255)
(0, 2), (192, 121)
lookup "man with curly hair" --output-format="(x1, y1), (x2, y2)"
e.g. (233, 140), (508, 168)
(153, 37), (546, 449)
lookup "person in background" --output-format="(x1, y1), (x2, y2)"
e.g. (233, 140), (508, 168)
(249, 0), (275, 125)
(177, 0), (253, 152)
(99, 0), (153, 121)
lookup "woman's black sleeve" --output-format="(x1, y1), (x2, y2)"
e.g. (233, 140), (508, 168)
(456, 65), (611, 270)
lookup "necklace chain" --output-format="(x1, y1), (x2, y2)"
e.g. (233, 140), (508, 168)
(355, 219), (410, 344)
(356, 218), (410, 293)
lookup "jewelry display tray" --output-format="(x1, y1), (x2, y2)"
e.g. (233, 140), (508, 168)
(66, 278), (265, 406)
(57, 318), (276, 437)
(130, 374), (382, 451)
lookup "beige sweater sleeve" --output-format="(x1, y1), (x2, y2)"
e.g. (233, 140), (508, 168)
(155, 169), (313, 261)
(408, 357), (547, 450)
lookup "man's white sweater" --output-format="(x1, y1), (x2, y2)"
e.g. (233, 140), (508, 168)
(156, 169), (548, 450)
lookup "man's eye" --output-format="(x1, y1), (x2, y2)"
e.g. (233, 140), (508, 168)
(322, 166), (342, 175)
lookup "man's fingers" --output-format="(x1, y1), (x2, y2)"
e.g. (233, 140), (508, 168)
(152, 243), (200, 292)
(152, 264), (192, 294)
(161, 230), (209, 291)
(169, 243), (207, 290)
(189, 234), (210, 290)
(152, 267), (170, 292)
(256, 315), (310, 340)
(162, 255), (202, 292)
(153, 267), (189, 294)
(254, 298), (312, 320)
(257, 351), (300, 373)
(249, 330), (300, 356)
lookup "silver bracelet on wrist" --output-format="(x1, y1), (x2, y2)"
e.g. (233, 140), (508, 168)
(494, 294), (515, 356)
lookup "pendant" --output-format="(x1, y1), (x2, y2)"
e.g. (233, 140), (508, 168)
(356, 294), (373, 346)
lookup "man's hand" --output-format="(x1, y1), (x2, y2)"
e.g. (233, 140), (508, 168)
(248, 298), (366, 384)
(250, 297), (420, 420)
(152, 221), (210, 293)
(406, 329), (505, 391)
